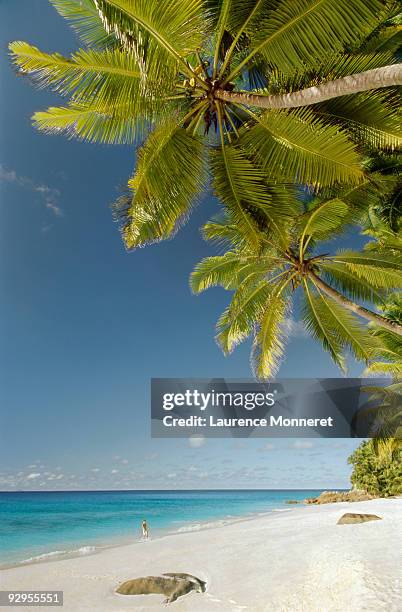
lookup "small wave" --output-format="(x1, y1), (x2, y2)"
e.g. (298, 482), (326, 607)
(176, 519), (229, 533)
(20, 545), (98, 565)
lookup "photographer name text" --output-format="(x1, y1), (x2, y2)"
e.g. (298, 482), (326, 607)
(162, 415), (334, 428)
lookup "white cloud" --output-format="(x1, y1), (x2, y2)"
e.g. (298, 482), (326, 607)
(26, 473), (41, 480)
(145, 453), (159, 461)
(286, 318), (307, 338)
(292, 441), (314, 449)
(260, 443), (275, 451)
(167, 473), (177, 479)
(91, 468), (100, 473)
(188, 435), (205, 448)
(121, 459), (129, 465)
(0, 164), (63, 218)
(0, 166), (17, 182)
(111, 469), (119, 474)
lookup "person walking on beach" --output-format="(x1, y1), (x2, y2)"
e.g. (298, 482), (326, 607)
(141, 519), (149, 540)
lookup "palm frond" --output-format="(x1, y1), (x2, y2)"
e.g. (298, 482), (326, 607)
(319, 261), (386, 304)
(201, 213), (248, 249)
(93, 0), (207, 83)
(314, 90), (402, 151)
(191, 248), (282, 293)
(50, 0), (117, 49)
(361, 22), (402, 55)
(32, 101), (145, 144)
(365, 323), (402, 376)
(337, 173), (399, 217)
(251, 289), (291, 379)
(8, 43), (155, 112)
(331, 250), (402, 288)
(212, 0), (232, 76)
(268, 51), (396, 93)
(114, 122), (207, 249)
(364, 361), (402, 376)
(299, 198), (349, 253)
(210, 146), (280, 249)
(216, 280), (273, 353)
(302, 281), (345, 369)
(191, 251), (260, 292)
(308, 280), (380, 362)
(240, 108), (364, 188)
(229, 0), (385, 78)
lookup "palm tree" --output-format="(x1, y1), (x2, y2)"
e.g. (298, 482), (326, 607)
(362, 152), (401, 233)
(9, 0), (401, 253)
(190, 197), (402, 378)
(361, 294), (402, 465)
(365, 293), (402, 377)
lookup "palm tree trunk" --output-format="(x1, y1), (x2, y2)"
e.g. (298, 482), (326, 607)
(310, 272), (402, 335)
(217, 64), (402, 109)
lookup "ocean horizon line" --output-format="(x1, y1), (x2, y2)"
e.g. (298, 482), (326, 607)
(0, 487), (347, 494)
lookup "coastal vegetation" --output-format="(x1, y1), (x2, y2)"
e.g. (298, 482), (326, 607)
(348, 439), (402, 496)
(9, 0), (401, 377)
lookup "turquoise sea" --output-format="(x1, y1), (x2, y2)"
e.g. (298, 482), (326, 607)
(0, 490), (324, 567)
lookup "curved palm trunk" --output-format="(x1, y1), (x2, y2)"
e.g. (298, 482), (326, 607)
(217, 64), (402, 109)
(310, 272), (402, 336)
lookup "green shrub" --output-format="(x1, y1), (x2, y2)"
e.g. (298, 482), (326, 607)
(348, 439), (402, 497)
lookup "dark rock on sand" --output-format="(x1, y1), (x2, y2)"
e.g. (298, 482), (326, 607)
(285, 500), (300, 504)
(337, 513), (382, 525)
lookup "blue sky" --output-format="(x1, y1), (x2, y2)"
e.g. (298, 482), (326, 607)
(0, 1), (365, 491)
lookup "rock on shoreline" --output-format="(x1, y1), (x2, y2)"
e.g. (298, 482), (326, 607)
(337, 512), (382, 524)
(304, 490), (375, 505)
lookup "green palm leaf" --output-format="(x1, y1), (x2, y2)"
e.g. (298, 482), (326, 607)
(50, 0), (117, 49)
(361, 24), (402, 55)
(191, 252), (258, 292)
(251, 290), (290, 379)
(299, 198), (349, 254)
(212, 0), (232, 76)
(227, 0), (385, 79)
(331, 250), (402, 288)
(32, 102), (145, 144)
(9, 43), (149, 110)
(210, 146), (278, 249)
(365, 361), (402, 376)
(201, 214), (248, 249)
(333, 251), (402, 268)
(269, 51), (396, 93)
(216, 280), (272, 353)
(191, 250), (281, 292)
(93, 0), (207, 83)
(314, 90), (402, 150)
(334, 173), (399, 217)
(302, 280), (345, 369)
(240, 109), (364, 188)
(115, 122), (207, 249)
(319, 261), (385, 304)
(307, 280), (380, 362)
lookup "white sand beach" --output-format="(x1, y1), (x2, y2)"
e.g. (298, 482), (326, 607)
(1, 498), (401, 612)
